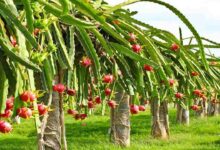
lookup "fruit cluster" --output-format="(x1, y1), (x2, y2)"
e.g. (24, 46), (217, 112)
(0, 91), (48, 134)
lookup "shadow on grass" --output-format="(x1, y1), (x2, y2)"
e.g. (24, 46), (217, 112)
(196, 140), (220, 150)
(213, 140), (220, 145)
(0, 138), (36, 150)
(65, 119), (110, 136)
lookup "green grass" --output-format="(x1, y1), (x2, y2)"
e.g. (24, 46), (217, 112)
(0, 108), (220, 150)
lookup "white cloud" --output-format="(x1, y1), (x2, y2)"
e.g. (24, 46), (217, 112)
(106, 0), (220, 20)
(105, 0), (220, 55)
(106, 0), (125, 5)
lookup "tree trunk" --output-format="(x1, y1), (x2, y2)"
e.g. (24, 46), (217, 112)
(151, 100), (169, 139)
(43, 87), (61, 150)
(110, 91), (130, 147)
(34, 72), (53, 150)
(218, 102), (220, 114)
(38, 75), (63, 150)
(58, 69), (67, 150)
(59, 92), (67, 150)
(196, 100), (207, 117)
(208, 101), (219, 116)
(176, 104), (189, 125)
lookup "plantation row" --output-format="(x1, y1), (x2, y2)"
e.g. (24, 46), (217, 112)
(0, 0), (220, 149)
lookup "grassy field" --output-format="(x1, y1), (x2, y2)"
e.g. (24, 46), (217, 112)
(0, 108), (220, 150)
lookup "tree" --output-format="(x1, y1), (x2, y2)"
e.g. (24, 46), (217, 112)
(1, 0), (220, 149)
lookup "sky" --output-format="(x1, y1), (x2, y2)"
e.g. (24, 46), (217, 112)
(105, 0), (220, 56)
